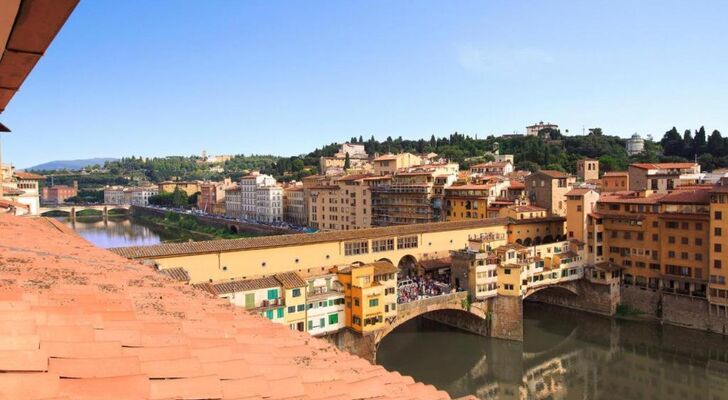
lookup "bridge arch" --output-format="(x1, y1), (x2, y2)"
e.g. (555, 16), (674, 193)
(376, 258), (393, 265)
(228, 225), (239, 234)
(523, 237), (532, 246)
(543, 234), (554, 244)
(533, 236), (542, 245)
(524, 283), (578, 299)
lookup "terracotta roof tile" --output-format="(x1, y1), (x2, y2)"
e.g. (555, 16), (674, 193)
(110, 217), (511, 259)
(0, 213), (456, 400)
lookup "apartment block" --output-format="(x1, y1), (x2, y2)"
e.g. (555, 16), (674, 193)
(41, 183), (77, 205)
(628, 162), (702, 192)
(240, 172), (276, 219)
(336, 261), (398, 334)
(256, 185), (283, 223)
(525, 170), (575, 216)
(283, 186), (306, 225)
(601, 171), (629, 192)
(224, 184), (242, 218)
(307, 174), (378, 231)
(372, 164), (458, 226)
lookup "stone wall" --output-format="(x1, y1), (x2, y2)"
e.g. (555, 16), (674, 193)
(662, 293), (728, 335)
(323, 328), (378, 362)
(131, 206), (295, 235)
(620, 285), (661, 318)
(489, 296), (524, 341)
(526, 280), (619, 316)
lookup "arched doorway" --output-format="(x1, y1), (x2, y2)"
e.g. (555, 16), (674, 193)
(229, 225), (239, 234)
(515, 238), (523, 245)
(523, 237), (532, 246)
(543, 234), (554, 244)
(397, 255), (418, 279)
(533, 236), (542, 245)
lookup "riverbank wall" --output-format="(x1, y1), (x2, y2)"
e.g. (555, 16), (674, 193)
(130, 206), (296, 236)
(621, 285), (728, 335)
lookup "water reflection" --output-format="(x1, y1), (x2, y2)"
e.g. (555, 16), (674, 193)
(57, 216), (177, 248)
(377, 303), (728, 400)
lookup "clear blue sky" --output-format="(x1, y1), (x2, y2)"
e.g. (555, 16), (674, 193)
(4, 0), (728, 167)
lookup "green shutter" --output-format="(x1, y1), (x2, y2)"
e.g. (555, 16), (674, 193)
(266, 310), (273, 319)
(328, 313), (338, 324)
(308, 320), (313, 330)
(277, 308), (284, 318)
(267, 289), (278, 300)
(245, 293), (255, 308)
(320, 318), (325, 327)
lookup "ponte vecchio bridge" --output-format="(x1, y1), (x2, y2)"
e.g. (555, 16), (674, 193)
(111, 216), (620, 356)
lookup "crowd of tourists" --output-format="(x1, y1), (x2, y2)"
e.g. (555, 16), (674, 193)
(397, 275), (452, 304)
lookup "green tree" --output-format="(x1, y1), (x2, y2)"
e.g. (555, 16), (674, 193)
(343, 152), (351, 170)
(171, 187), (189, 208)
(708, 130), (724, 156)
(694, 126), (707, 155)
(661, 127), (683, 157)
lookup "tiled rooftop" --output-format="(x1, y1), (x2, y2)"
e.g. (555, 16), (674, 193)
(0, 214), (466, 400)
(109, 217), (512, 259)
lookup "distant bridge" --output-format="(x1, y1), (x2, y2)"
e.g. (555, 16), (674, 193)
(39, 204), (131, 219)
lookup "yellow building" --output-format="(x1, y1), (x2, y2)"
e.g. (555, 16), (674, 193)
(158, 180), (201, 196)
(444, 181), (510, 221)
(372, 153), (423, 176)
(336, 261), (397, 333)
(499, 204), (547, 220)
(709, 180), (728, 313)
(565, 188), (599, 243)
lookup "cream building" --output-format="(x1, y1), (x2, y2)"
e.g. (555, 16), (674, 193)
(256, 185), (283, 223)
(240, 172), (276, 219)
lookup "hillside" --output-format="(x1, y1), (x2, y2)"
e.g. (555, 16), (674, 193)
(25, 157), (118, 171)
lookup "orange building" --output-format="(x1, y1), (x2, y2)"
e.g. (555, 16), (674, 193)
(601, 171), (629, 192)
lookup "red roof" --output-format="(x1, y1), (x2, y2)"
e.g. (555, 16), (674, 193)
(602, 171), (628, 177)
(508, 181), (525, 189)
(630, 162), (698, 170)
(0, 214), (455, 400)
(565, 188), (595, 196)
(14, 171), (44, 180)
(660, 189), (711, 204)
(445, 184), (493, 191)
(533, 170), (570, 178)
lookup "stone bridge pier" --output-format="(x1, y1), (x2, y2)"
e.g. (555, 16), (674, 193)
(328, 292), (525, 362)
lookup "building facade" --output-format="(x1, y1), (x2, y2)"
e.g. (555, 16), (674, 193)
(628, 162), (701, 192)
(224, 185), (242, 218)
(41, 184), (77, 205)
(256, 185), (283, 223)
(601, 172), (629, 192)
(283, 186), (306, 225)
(525, 170), (575, 217)
(240, 173), (276, 219)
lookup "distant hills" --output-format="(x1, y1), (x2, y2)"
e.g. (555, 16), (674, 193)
(25, 158), (118, 171)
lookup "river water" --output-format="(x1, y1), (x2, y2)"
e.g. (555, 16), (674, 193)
(56, 216), (182, 248)
(378, 303), (728, 400)
(60, 217), (728, 399)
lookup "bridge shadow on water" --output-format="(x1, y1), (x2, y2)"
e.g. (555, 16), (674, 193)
(378, 302), (728, 400)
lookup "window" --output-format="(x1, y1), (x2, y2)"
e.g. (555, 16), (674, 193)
(681, 237), (688, 245)
(352, 316), (361, 325)
(668, 236), (675, 244)
(267, 289), (278, 300)
(397, 236), (418, 249)
(504, 268), (511, 275)
(372, 238), (394, 252)
(716, 211), (723, 220)
(652, 234), (659, 242)
(695, 253), (703, 261)
(297, 304), (305, 312)
(369, 299), (379, 307)
(266, 310), (273, 319)
(354, 299), (359, 306)
(292, 288), (301, 297)
(668, 251), (675, 258)
(716, 227), (723, 236)
(667, 221), (678, 229)
(344, 240), (369, 256)
(328, 313), (339, 325)
(716, 244), (723, 253)
(715, 260), (723, 269)
(696, 223), (703, 230)
(696, 238), (703, 246)
(308, 320), (313, 330)
(681, 222), (689, 230)
(288, 306), (295, 313)
(652, 221), (659, 228)
(277, 308), (284, 318)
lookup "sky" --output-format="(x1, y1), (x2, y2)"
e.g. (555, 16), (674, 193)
(3, 0), (728, 167)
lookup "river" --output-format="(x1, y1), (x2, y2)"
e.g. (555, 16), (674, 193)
(378, 302), (728, 399)
(56, 215), (191, 247)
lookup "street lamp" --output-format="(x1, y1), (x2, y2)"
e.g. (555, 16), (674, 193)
(0, 122), (11, 200)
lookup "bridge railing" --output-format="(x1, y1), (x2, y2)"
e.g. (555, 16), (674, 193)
(397, 291), (468, 313)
